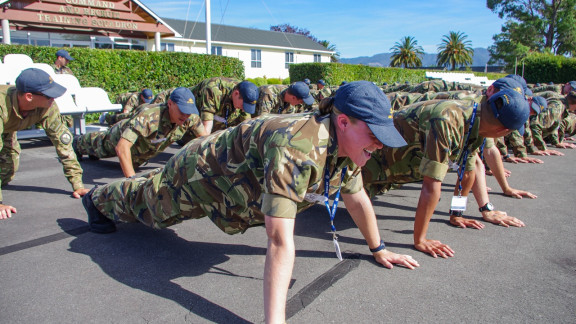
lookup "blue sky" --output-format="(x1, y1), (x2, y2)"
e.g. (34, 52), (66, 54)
(139, 0), (505, 58)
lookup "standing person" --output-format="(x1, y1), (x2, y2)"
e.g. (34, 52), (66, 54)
(82, 81), (419, 323)
(52, 49), (74, 75)
(362, 89), (530, 258)
(101, 89), (154, 125)
(74, 87), (207, 178)
(0, 68), (88, 219)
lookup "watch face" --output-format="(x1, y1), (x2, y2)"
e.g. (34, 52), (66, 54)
(486, 202), (494, 211)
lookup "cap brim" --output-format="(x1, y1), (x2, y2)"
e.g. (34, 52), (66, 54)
(43, 82), (67, 99)
(178, 103), (199, 115)
(530, 102), (541, 114)
(243, 102), (256, 114)
(143, 98), (153, 104)
(302, 95), (315, 105)
(367, 123), (407, 148)
(517, 124), (525, 136)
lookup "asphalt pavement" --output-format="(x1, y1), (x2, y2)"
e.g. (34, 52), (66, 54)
(0, 136), (575, 323)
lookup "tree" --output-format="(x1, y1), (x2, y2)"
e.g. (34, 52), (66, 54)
(389, 36), (425, 68)
(487, 0), (576, 67)
(318, 40), (340, 62)
(436, 31), (474, 70)
(270, 24), (340, 62)
(270, 24), (318, 43)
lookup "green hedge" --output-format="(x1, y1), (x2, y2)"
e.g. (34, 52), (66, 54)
(289, 63), (506, 87)
(0, 44), (244, 98)
(522, 53), (576, 84)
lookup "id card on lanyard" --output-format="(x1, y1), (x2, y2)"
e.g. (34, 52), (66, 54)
(451, 103), (478, 212)
(324, 165), (347, 261)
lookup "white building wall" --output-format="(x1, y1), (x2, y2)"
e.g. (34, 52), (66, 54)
(150, 39), (331, 80)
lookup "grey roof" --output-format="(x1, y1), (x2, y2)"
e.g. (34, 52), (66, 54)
(161, 18), (330, 52)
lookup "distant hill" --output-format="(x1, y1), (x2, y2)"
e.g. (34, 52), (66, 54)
(340, 48), (492, 68)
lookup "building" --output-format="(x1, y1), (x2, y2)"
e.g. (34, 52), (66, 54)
(0, 0), (332, 78)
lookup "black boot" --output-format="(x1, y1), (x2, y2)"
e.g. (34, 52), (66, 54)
(82, 188), (117, 234)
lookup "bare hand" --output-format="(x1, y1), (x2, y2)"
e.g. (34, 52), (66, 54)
(373, 249), (420, 269)
(72, 188), (91, 198)
(564, 136), (576, 141)
(556, 142), (576, 149)
(503, 187), (538, 199)
(530, 150), (551, 156)
(0, 204), (17, 219)
(449, 215), (485, 229)
(415, 239), (455, 258)
(545, 149), (565, 156)
(482, 210), (525, 227)
(522, 156), (544, 164)
(504, 156), (525, 164)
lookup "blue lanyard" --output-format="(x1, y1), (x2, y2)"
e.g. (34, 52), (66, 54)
(324, 165), (347, 235)
(456, 103), (478, 195)
(224, 107), (229, 128)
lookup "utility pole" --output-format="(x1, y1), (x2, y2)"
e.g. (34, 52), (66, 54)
(205, 0), (211, 54)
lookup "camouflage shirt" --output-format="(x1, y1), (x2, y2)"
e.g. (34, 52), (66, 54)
(528, 96), (566, 150)
(362, 99), (485, 197)
(190, 77), (250, 132)
(76, 103), (205, 166)
(531, 84), (562, 94)
(52, 64), (73, 75)
(151, 88), (176, 105)
(254, 84), (290, 116)
(92, 112), (362, 234)
(0, 86), (83, 200)
(115, 92), (145, 113)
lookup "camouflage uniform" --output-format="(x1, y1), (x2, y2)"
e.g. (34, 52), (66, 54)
(104, 92), (150, 125)
(0, 86), (83, 201)
(52, 64), (73, 75)
(75, 103), (205, 168)
(151, 88), (177, 105)
(526, 96), (566, 152)
(531, 84), (562, 95)
(362, 99), (485, 198)
(387, 91), (481, 112)
(559, 112), (576, 140)
(190, 77), (250, 133)
(89, 111), (362, 234)
(495, 124), (533, 158)
(254, 84), (292, 116)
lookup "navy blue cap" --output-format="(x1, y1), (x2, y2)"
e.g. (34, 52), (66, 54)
(237, 81), (259, 114)
(567, 81), (576, 90)
(16, 68), (66, 98)
(493, 77), (524, 95)
(535, 83), (541, 87)
(140, 89), (153, 103)
(334, 81), (407, 148)
(303, 78), (311, 85)
(317, 79), (326, 86)
(340, 81), (348, 86)
(169, 87), (198, 115)
(56, 49), (74, 61)
(506, 74), (528, 91)
(548, 82), (554, 85)
(289, 81), (315, 105)
(530, 96), (546, 114)
(488, 88), (530, 132)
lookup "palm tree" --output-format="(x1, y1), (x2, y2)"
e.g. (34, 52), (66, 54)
(319, 40), (340, 62)
(389, 36), (425, 68)
(436, 31), (474, 70)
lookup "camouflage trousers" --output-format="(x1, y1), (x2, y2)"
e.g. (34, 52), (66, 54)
(75, 131), (118, 159)
(362, 148), (424, 198)
(91, 167), (202, 229)
(0, 132), (20, 195)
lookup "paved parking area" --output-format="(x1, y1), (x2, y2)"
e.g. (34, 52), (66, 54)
(0, 137), (575, 323)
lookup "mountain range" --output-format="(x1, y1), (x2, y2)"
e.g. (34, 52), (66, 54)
(340, 47), (492, 67)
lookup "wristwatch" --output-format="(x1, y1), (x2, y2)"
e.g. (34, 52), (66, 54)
(479, 202), (494, 213)
(449, 209), (463, 217)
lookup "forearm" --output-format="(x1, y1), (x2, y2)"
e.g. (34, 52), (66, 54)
(115, 140), (136, 178)
(202, 120), (214, 134)
(342, 191), (382, 249)
(471, 163), (489, 208)
(264, 215), (295, 324)
(483, 147), (510, 192)
(414, 177), (441, 245)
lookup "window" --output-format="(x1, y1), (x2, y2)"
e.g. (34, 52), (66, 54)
(251, 49), (262, 68)
(285, 52), (294, 69)
(160, 43), (175, 52)
(211, 46), (222, 56)
(314, 54), (321, 62)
